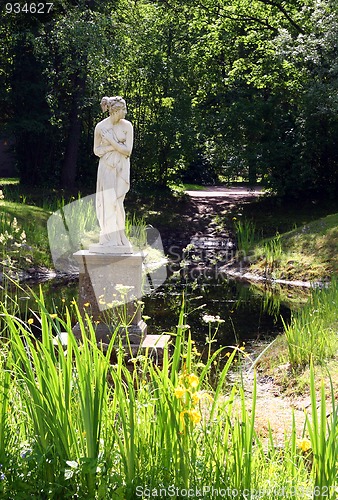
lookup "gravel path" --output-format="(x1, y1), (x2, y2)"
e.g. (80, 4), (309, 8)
(185, 185), (264, 198)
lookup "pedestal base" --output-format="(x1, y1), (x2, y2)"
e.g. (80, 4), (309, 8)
(54, 331), (171, 366)
(71, 249), (171, 364)
(72, 250), (146, 346)
(72, 319), (147, 345)
(74, 249), (144, 310)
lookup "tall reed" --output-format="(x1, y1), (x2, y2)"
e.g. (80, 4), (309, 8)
(233, 218), (257, 259)
(2, 291), (116, 497)
(284, 279), (338, 369)
(262, 232), (283, 275)
(306, 365), (337, 495)
(0, 290), (335, 498)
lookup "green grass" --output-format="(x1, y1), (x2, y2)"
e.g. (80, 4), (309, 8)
(0, 291), (336, 497)
(233, 218), (257, 259)
(281, 213), (338, 277)
(0, 199), (52, 269)
(250, 213), (338, 281)
(255, 279), (338, 396)
(0, 178), (19, 186)
(283, 279), (338, 370)
(183, 183), (209, 191)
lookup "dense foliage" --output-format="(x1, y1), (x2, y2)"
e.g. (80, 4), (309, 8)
(1, 0), (337, 196)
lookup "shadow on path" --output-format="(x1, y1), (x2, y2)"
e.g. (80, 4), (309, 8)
(164, 185), (263, 251)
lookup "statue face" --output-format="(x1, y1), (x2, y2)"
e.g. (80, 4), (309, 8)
(110, 107), (126, 120)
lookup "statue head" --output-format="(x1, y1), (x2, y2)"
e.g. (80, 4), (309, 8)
(100, 96), (127, 115)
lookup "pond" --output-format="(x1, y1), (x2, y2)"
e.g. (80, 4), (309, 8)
(0, 264), (294, 353)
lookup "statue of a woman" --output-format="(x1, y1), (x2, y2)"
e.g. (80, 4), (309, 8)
(92, 96), (133, 252)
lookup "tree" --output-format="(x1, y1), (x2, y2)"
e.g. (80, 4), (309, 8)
(33, 3), (117, 189)
(109, 0), (198, 188)
(2, 0), (337, 197)
(3, 1), (118, 188)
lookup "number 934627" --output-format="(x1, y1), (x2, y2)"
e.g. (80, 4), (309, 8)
(5, 3), (54, 14)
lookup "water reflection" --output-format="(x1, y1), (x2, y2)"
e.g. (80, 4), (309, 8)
(0, 272), (292, 348)
(143, 274), (291, 347)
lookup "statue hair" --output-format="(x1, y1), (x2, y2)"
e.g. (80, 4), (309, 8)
(100, 96), (126, 114)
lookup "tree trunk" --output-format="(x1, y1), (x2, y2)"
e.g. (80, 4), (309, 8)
(248, 160), (257, 185)
(158, 143), (170, 187)
(61, 73), (86, 189)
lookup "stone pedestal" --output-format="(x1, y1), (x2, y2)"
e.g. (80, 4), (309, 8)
(71, 249), (171, 365)
(88, 243), (133, 255)
(73, 250), (147, 344)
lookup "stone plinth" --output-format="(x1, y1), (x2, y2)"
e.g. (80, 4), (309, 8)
(73, 250), (147, 344)
(88, 243), (133, 254)
(54, 331), (172, 367)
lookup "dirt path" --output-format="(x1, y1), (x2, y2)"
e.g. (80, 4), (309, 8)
(243, 369), (308, 445)
(160, 185), (263, 252)
(184, 185), (263, 229)
(185, 185), (264, 198)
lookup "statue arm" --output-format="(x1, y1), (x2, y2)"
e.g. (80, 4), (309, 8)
(93, 126), (114, 158)
(104, 121), (134, 158)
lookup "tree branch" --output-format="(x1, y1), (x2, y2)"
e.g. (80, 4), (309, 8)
(257, 0), (305, 34)
(223, 12), (279, 35)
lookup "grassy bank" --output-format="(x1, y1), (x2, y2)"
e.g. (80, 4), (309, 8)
(233, 210), (338, 282)
(0, 198), (52, 271)
(251, 213), (338, 281)
(255, 278), (338, 398)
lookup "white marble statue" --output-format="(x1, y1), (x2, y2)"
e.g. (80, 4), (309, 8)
(92, 96), (133, 252)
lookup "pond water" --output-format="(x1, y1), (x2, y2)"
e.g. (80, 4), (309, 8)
(1, 266), (292, 351)
(144, 272), (292, 347)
